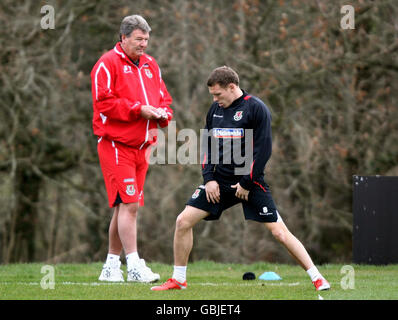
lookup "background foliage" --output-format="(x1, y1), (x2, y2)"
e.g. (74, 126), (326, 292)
(0, 0), (397, 264)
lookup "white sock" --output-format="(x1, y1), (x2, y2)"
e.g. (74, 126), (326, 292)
(306, 265), (322, 281)
(172, 266), (187, 283)
(126, 252), (140, 268)
(105, 253), (120, 267)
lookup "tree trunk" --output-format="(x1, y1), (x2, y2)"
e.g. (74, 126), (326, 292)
(11, 168), (42, 262)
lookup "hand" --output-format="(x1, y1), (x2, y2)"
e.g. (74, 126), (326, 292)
(231, 183), (249, 201)
(205, 180), (220, 204)
(156, 108), (169, 121)
(141, 105), (162, 120)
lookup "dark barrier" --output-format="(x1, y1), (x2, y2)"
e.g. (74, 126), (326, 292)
(353, 176), (398, 264)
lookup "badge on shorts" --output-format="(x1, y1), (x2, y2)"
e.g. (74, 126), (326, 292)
(192, 189), (201, 199)
(233, 111), (243, 121)
(260, 206), (272, 216)
(126, 184), (136, 196)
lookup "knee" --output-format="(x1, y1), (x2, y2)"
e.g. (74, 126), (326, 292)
(271, 227), (288, 244)
(175, 213), (192, 232)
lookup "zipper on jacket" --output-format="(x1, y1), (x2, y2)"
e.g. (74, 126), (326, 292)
(135, 65), (150, 150)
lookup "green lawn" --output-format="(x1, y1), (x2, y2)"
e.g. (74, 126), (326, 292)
(0, 261), (397, 300)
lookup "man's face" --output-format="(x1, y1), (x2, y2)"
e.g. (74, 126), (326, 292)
(208, 84), (235, 108)
(121, 29), (149, 61)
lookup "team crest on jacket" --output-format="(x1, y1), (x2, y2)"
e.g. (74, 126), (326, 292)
(144, 68), (153, 79)
(126, 184), (135, 196)
(233, 111), (243, 121)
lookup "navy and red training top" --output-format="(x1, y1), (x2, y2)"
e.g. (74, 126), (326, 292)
(201, 91), (272, 191)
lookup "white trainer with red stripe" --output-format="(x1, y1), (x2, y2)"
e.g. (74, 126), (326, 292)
(151, 278), (187, 291)
(313, 277), (331, 291)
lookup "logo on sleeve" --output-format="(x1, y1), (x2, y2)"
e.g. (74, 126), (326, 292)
(233, 111), (243, 121)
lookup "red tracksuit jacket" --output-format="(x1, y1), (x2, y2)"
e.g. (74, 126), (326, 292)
(91, 42), (173, 149)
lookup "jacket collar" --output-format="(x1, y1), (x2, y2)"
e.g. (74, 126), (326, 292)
(113, 42), (152, 67)
(227, 90), (248, 109)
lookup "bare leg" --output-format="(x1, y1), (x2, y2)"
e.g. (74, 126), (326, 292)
(265, 220), (314, 270)
(174, 206), (209, 266)
(117, 202), (139, 254)
(108, 206), (123, 255)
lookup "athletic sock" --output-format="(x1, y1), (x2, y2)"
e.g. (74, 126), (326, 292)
(172, 266), (187, 283)
(126, 252), (140, 269)
(306, 265), (322, 281)
(105, 253), (120, 267)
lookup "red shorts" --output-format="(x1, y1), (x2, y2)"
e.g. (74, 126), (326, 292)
(97, 138), (149, 208)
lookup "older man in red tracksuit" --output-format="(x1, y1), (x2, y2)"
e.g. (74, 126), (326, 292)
(91, 15), (172, 283)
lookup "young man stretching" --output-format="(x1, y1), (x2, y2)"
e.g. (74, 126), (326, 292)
(151, 66), (330, 291)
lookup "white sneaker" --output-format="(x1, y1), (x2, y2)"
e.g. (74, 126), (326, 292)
(127, 259), (160, 283)
(98, 260), (124, 282)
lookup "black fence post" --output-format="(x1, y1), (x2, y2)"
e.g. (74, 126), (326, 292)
(353, 176), (398, 264)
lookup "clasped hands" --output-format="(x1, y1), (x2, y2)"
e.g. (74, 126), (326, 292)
(141, 105), (168, 121)
(205, 180), (249, 203)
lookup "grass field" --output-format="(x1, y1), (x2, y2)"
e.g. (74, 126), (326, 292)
(0, 261), (397, 300)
